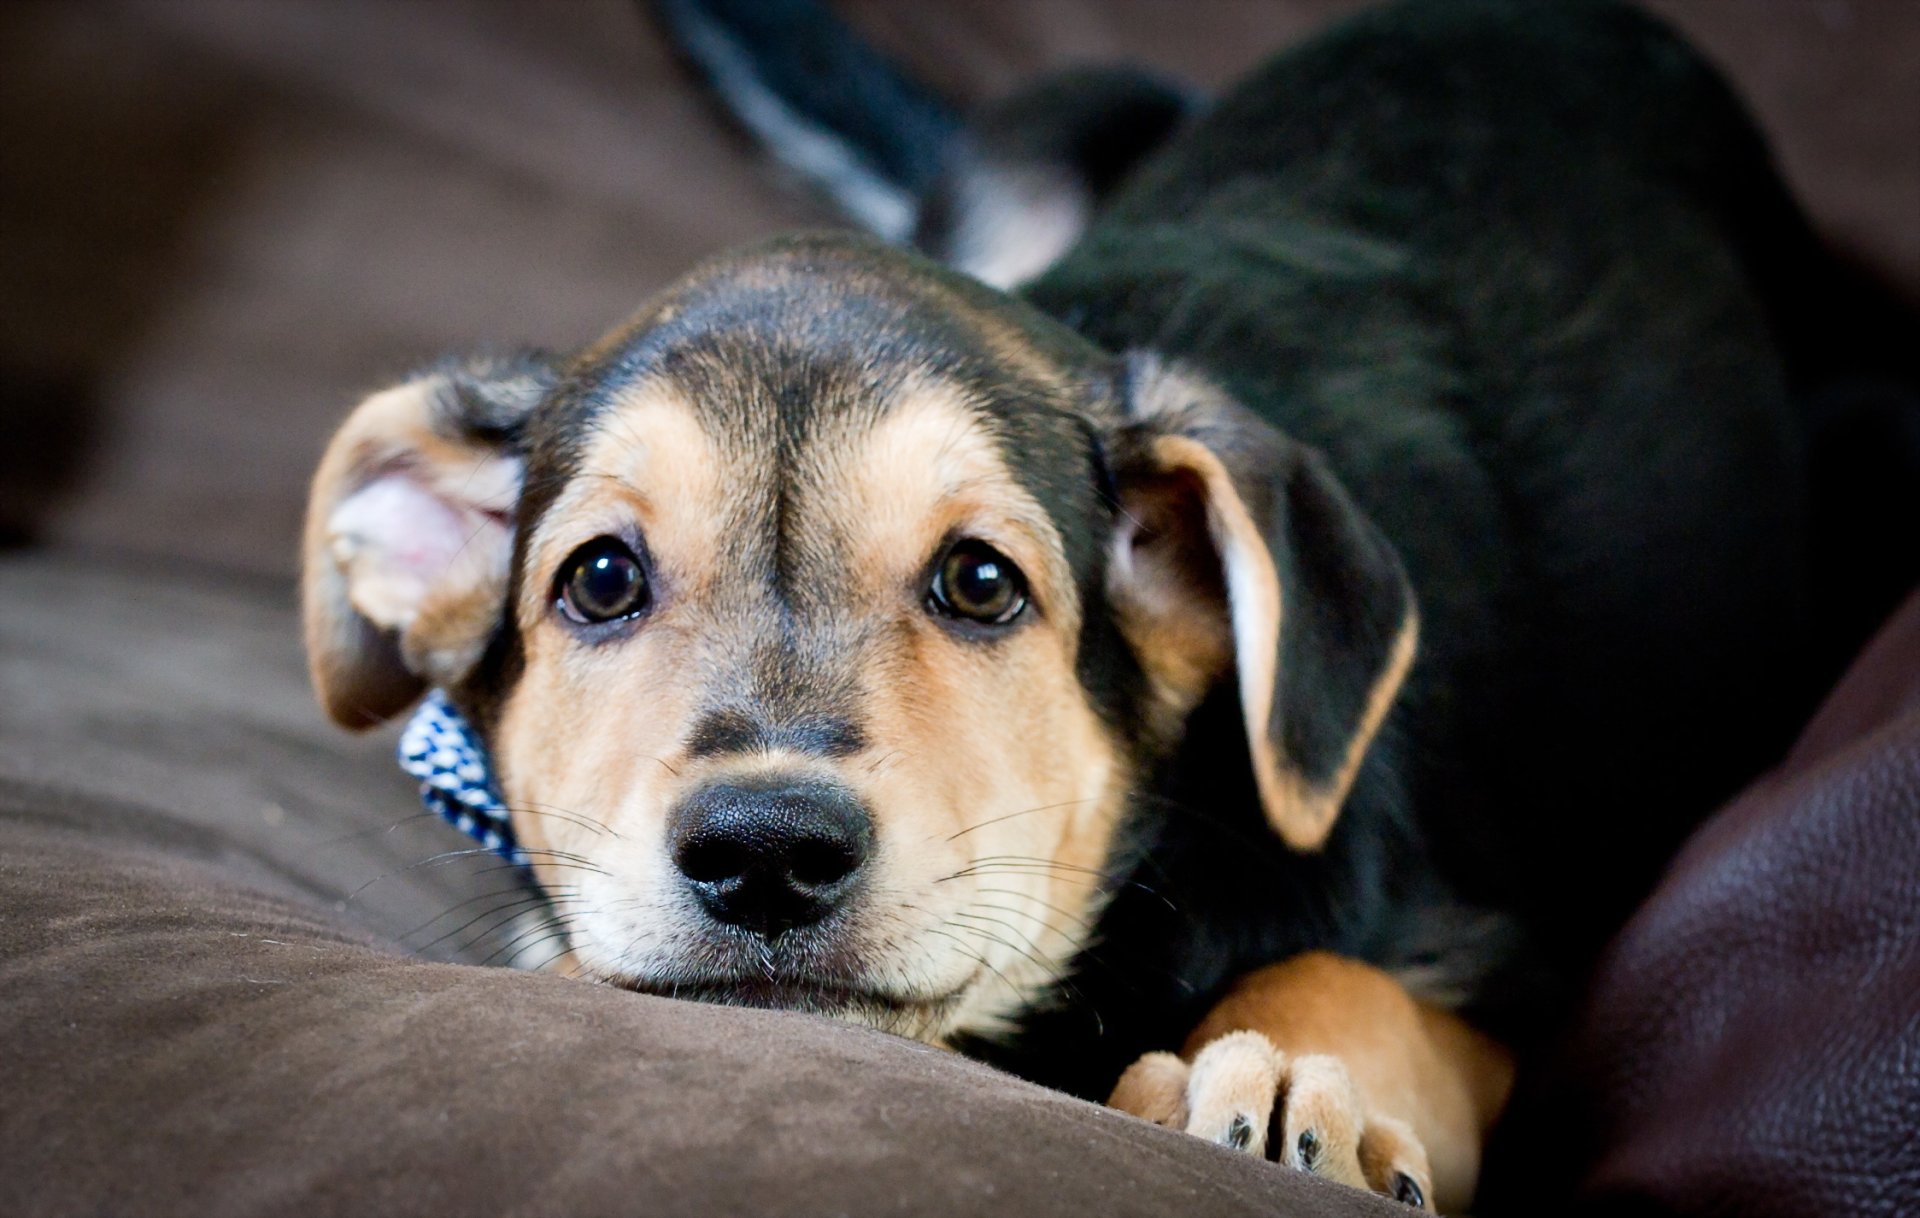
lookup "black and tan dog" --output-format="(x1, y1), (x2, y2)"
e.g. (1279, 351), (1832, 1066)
(301, 0), (1916, 1209)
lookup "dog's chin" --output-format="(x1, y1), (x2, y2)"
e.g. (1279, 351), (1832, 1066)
(605, 971), (973, 1041)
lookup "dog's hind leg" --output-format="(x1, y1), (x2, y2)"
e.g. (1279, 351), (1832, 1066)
(913, 67), (1196, 289)
(647, 0), (1194, 288)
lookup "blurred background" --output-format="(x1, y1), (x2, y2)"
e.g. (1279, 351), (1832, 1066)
(3, 0), (1916, 586)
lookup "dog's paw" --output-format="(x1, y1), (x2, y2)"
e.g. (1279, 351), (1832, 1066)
(1110, 1031), (1432, 1209)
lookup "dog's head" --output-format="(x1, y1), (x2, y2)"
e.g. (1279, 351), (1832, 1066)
(303, 235), (1414, 1043)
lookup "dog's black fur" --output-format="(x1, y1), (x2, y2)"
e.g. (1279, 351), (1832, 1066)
(635, 0), (1918, 1104)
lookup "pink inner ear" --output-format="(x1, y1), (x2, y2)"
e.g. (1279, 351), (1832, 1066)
(326, 471), (512, 630)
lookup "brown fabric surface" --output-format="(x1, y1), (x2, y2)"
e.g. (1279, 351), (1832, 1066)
(0, 548), (1396, 1216)
(0, 551), (523, 964)
(0, 815), (1399, 1218)
(1494, 589), (1920, 1217)
(2, 0), (1915, 579)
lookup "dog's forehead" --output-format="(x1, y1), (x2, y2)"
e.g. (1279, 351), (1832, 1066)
(588, 236), (1098, 434)
(520, 237), (1117, 569)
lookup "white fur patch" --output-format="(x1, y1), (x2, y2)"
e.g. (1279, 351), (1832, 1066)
(946, 161), (1089, 290)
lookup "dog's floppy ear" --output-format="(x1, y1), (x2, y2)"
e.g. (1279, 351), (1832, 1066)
(301, 352), (557, 729)
(1106, 356), (1417, 851)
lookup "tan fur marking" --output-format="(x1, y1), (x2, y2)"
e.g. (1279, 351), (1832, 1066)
(1107, 467), (1235, 745)
(1272, 607), (1420, 850)
(1182, 953), (1512, 1211)
(491, 383), (735, 986)
(1357, 1114), (1433, 1203)
(1108, 1051), (1192, 1128)
(302, 378), (522, 726)
(516, 383), (722, 632)
(1148, 433), (1286, 790)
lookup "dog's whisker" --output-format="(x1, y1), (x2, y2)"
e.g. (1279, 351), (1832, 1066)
(939, 864), (1101, 882)
(948, 906), (1044, 945)
(515, 931), (585, 974)
(942, 864), (1175, 910)
(949, 908), (1086, 990)
(348, 844), (611, 902)
(944, 797), (1095, 842)
(514, 845), (612, 868)
(311, 811), (446, 851)
(917, 925), (1023, 1001)
(514, 863), (612, 880)
(505, 802), (621, 839)
(430, 910), (576, 963)
(951, 906), (1057, 949)
(966, 900), (1139, 993)
(410, 891), (587, 957)
(935, 865), (1106, 888)
(394, 882), (577, 940)
(972, 887), (1098, 932)
(481, 915), (587, 968)
(343, 847), (511, 901)
(939, 918), (1082, 1005)
(959, 902), (1073, 946)
(956, 855), (1114, 874)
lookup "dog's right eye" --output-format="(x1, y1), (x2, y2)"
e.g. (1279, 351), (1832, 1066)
(556, 537), (649, 624)
(928, 538), (1028, 627)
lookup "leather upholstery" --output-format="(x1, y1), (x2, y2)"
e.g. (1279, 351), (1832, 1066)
(1504, 592), (1920, 1217)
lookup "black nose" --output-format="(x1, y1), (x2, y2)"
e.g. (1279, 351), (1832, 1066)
(670, 777), (873, 938)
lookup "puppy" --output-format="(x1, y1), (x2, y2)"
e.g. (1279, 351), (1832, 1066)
(303, 0), (1901, 1209)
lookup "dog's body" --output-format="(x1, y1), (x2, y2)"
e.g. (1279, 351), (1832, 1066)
(302, 1), (1915, 1209)
(962, 0), (1853, 1095)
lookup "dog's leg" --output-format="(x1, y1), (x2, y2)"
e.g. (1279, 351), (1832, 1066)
(914, 67), (1195, 289)
(1109, 952), (1511, 1212)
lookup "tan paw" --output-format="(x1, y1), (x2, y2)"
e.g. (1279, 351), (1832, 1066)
(1110, 1032), (1434, 1209)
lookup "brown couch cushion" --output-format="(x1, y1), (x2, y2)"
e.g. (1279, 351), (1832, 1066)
(1489, 589), (1920, 1217)
(0, 553), (520, 962)
(0, 550), (1394, 1217)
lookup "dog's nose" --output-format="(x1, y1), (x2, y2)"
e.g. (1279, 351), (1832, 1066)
(670, 777), (873, 938)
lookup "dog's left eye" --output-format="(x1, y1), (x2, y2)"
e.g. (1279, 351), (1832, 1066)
(928, 539), (1028, 626)
(556, 537), (649, 624)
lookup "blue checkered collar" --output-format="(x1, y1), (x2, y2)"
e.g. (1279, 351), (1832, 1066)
(398, 690), (527, 870)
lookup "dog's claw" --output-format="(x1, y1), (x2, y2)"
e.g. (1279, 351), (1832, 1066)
(1225, 1113), (1255, 1150)
(1394, 1171), (1427, 1209)
(1295, 1127), (1320, 1169)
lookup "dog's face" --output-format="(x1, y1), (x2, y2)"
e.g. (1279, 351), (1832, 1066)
(303, 236), (1414, 1044)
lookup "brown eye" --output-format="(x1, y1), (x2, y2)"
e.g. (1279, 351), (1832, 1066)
(557, 538), (649, 624)
(929, 539), (1027, 626)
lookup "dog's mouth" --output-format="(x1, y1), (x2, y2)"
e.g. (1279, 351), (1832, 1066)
(605, 969), (977, 1025)
(590, 916), (985, 1028)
